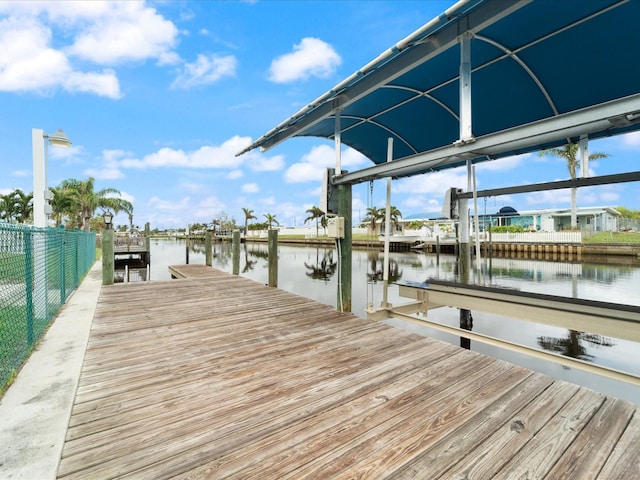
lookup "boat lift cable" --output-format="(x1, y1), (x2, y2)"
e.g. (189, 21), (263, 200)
(366, 180), (375, 311)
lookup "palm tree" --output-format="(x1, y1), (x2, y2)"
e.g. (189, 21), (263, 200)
(60, 177), (133, 231)
(538, 144), (609, 229)
(263, 213), (279, 229)
(0, 193), (9, 222)
(389, 206), (402, 233)
(50, 186), (78, 227)
(13, 190), (33, 224)
(304, 206), (325, 237)
(0, 191), (19, 222)
(242, 207), (257, 237)
(363, 206), (384, 235)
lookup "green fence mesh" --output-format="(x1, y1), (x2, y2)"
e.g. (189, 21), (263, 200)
(0, 223), (96, 393)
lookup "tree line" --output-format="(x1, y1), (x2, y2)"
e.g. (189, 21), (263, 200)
(0, 177), (132, 231)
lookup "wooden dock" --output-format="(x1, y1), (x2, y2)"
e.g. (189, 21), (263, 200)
(57, 265), (640, 479)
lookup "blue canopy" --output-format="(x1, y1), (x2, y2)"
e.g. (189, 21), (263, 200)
(239, 0), (640, 183)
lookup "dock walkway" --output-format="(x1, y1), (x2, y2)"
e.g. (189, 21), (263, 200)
(57, 265), (640, 479)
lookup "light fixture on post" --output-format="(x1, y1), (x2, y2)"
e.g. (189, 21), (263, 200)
(32, 128), (72, 228)
(102, 211), (114, 230)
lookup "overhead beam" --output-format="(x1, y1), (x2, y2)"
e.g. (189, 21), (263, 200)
(454, 171), (640, 200)
(333, 93), (640, 185)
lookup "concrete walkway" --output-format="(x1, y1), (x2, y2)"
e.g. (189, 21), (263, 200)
(0, 262), (102, 480)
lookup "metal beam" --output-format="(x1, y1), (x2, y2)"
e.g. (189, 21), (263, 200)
(454, 171), (640, 200)
(333, 93), (640, 185)
(398, 281), (640, 342)
(382, 306), (640, 387)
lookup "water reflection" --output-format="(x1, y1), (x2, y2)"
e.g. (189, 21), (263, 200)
(304, 249), (337, 281)
(538, 330), (615, 363)
(366, 252), (403, 284)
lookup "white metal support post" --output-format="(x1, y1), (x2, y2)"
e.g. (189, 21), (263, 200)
(32, 129), (47, 228)
(579, 134), (589, 178)
(382, 138), (393, 308)
(31, 129), (48, 320)
(31, 128), (72, 319)
(334, 108), (342, 175)
(459, 31), (473, 143)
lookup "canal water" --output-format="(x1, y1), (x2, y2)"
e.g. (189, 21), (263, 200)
(146, 237), (640, 406)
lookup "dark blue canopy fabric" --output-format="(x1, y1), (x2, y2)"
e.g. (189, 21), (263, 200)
(239, 0), (640, 180)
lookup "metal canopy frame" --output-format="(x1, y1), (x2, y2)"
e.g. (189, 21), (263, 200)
(238, 0), (640, 187)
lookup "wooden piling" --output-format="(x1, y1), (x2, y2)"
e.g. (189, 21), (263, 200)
(232, 230), (240, 275)
(268, 229), (277, 287)
(205, 232), (212, 266)
(102, 229), (114, 286)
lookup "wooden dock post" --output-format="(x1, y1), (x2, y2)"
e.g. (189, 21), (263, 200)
(268, 229), (277, 286)
(102, 229), (114, 286)
(205, 232), (212, 266)
(232, 230), (240, 275)
(458, 196), (472, 349)
(337, 183), (352, 312)
(436, 235), (440, 265)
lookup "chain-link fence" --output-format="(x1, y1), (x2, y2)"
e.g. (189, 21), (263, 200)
(0, 223), (96, 393)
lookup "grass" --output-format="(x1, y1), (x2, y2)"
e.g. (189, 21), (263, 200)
(583, 231), (640, 244)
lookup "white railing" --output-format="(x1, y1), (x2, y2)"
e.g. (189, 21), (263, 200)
(484, 231), (582, 244)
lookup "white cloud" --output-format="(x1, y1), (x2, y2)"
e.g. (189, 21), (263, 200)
(475, 154), (528, 172)
(120, 136), (251, 170)
(622, 131), (640, 147)
(84, 165), (123, 180)
(105, 190), (135, 204)
(148, 195), (191, 213)
(84, 149), (129, 180)
(284, 144), (367, 183)
(194, 195), (227, 220)
(526, 189), (570, 206)
(146, 194), (226, 226)
(0, 16), (122, 98)
(178, 181), (206, 193)
(64, 69), (121, 99)
(269, 37), (341, 83)
(394, 169), (467, 196)
(0, 1), (180, 98)
(247, 154), (285, 172)
(66, 2), (179, 66)
(227, 170), (243, 179)
(171, 54), (237, 89)
(242, 183), (259, 193)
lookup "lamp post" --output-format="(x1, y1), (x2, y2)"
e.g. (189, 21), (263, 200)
(32, 128), (72, 227)
(31, 128), (72, 321)
(102, 211), (115, 285)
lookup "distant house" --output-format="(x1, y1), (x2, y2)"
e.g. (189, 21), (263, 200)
(474, 206), (621, 232)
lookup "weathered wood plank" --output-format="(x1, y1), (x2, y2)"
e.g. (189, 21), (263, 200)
(426, 379), (580, 479)
(546, 397), (636, 480)
(596, 411), (640, 480)
(56, 267), (640, 480)
(491, 388), (605, 479)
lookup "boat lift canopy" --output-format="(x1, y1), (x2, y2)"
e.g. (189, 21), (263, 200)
(238, 0), (640, 185)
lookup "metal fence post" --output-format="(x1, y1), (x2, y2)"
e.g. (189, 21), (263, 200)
(24, 229), (34, 346)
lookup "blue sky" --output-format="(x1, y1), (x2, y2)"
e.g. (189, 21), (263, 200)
(1, 0), (639, 230)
